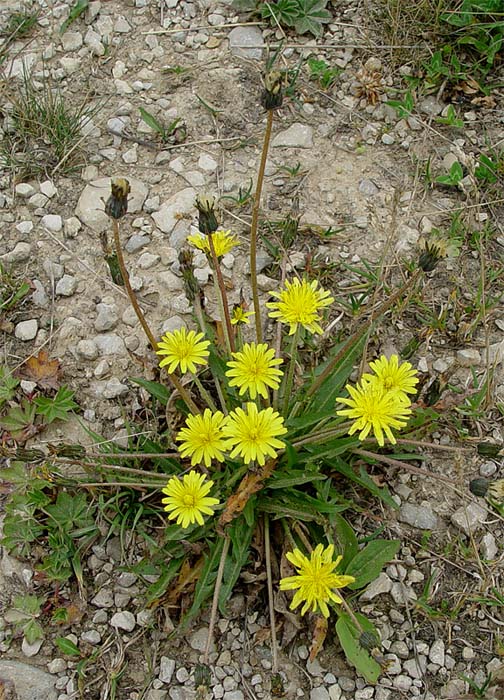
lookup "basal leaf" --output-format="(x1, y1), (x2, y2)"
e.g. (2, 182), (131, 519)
(219, 515), (255, 615)
(331, 513), (358, 569)
(293, 0), (331, 37)
(335, 612), (381, 683)
(131, 377), (171, 405)
(181, 538), (224, 629)
(346, 539), (400, 590)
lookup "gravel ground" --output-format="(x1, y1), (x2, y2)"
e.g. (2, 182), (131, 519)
(1, 0), (504, 698)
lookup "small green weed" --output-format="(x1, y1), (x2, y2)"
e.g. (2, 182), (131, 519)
(4, 594), (45, 644)
(435, 160), (464, 187)
(60, 0), (89, 35)
(0, 262), (31, 316)
(138, 107), (186, 143)
(307, 56), (341, 89)
(435, 104), (464, 128)
(460, 672), (494, 699)
(220, 179), (254, 208)
(234, 0), (332, 37)
(1, 10), (39, 39)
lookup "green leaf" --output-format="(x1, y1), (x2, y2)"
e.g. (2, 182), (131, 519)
(56, 637), (81, 656)
(0, 399), (37, 437)
(292, 0), (331, 36)
(34, 385), (78, 423)
(12, 594), (43, 616)
(267, 469), (326, 489)
(345, 539), (400, 589)
(23, 619), (44, 644)
(0, 366), (20, 405)
(335, 612), (381, 683)
(260, 0), (299, 27)
(329, 457), (399, 510)
(219, 515), (255, 615)
(139, 107), (166, 138)
(181, 539), (224, 629)
(144, 558), (184, 606)
(131, 377), (171, 405)
(450, 161), (464, 181)
(332, 513), (359, 570)
(60, 0), (89, 34)
(45, 491), (94, 533)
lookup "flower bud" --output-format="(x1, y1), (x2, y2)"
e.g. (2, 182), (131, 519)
(469, 477), (489, 497)
(477, 442), (504, 458)
(105, 178), (130, 219)
(261, 70), (284, 110)
(418, 242), (441, 272)
(359, 630), (380, 651)
(195, 194), (218, 234)
(179, 249), (199, 302)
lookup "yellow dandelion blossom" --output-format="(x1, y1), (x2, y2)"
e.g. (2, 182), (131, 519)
(222, 403), (287, 465)
(176, 409), (230, 467)
(266, 278), (334, 335)
(187, 229), (239, 258)
(280, 544), (355, 618)
(226, 343), (283, 399)
(336, 377), (412, 447)
(231, 305), (254, 325)
(157, 327), (210, 374)
(363, 354), (419, 400)
(161, 470), (219, 529)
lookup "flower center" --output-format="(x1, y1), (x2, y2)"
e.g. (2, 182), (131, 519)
(383, 377), (394, 389)
(183, 494), (196, 506)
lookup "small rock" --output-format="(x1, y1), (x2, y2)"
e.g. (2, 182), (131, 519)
(223, 693), (244, 700)
(76, 339), (99, 360)
(61, 31), (83, 51)
(381, 133), (395, 145)
(64, 217), (81, 239)
(84, 27), (105, 56)
(198, 154), (218, 172)
(451, 502), (487, 535)
(138, 252), (160, 269)
(22, 637), (43, 657)
(419, 96), (444, 116)
(481, 532), (497, 560)
(399, 503), (438, 530)
(16, 221), (34, 234)
(393, 675), (412, 692)
(93, 333), (126, 355)
(15, 319), (38, 341)
(31, 280), (50, 307)
(48, 658), (67, 674)
(28, 192), (48, 208)
(480, 460), (497, 477)
(360, 572), (392, 601)
(55, 275), (77, 296)
(126, 234), (150, 253)
(103, 378), (129, 399)
(81, 629), (101, 645)
(272, 123), (314, 149)
(338, 677), (355, 692)
(94, 303), (119, 332)
(310, 688), (330, 700)
(329, 686), (342, 700)
(188, 627), (213, 653)
(456, 348), (481, 367)
(159, 657), (176, 684)
(152, 188), (196, 236)
(1, 241), (31, 263)
(0, 660), (57, 700)
(228, 26), (264, 60)
(91, 589), (114, 608)
(39, 180), (57, 198)
(110, 611), (136, 632)
(441, 680), (467, 698)
(15, 183), (35, 198)
(359, 179), (379, 197)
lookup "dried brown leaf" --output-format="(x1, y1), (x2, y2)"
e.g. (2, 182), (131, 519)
(21, 350), (61, 390)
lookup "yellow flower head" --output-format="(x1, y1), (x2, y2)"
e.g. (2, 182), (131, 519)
(157, 327), (210, 374)
(187, 230), (239, 258)
(266, 278), (334, 335)
(336, 377), (412, 447)
(363, 354), (419, 400)
(231, 305), (254, 325)
(226, 343), (283, 399)
(280, 544), (355, 618)
(176, 409), (230, 467)
(222, 403), (287, 465)
(162, 470), (219, 529)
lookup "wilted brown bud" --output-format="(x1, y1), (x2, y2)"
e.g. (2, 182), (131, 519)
(105, 178), (130, 219)
(179, 249), (199, 302)
(418, 242), (442, 272)
(261, 70), (284, 110)
(195, 194), (218, 234)
(469, 477), (489, 498)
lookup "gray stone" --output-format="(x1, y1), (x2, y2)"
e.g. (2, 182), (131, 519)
(110, 611), (136, 632)
(228, 26), (264, 60)
(310, 689), (330, 700)
(481, 532), (497, 560)
(147, 691), (168, 700)
(1, 241), (31, 263)
(126, 234), (150, 253)
(76, 177), (148, 233)
(272, 123), (314, 149)
(81, 629), (101, 645)
(223, 693), (244, 700)
(0, 660), (57, 699)
(28, 193), (48, 208)
(94, 303), (118, 332)
(159, 657), (176, 684)
(151, 187), (196, 236)
(138, 252), (160, 269)
(429, 639), (445, 666)
(15, 183), (35, 198)
(360, 572), (392, 601)
(328, 686), (342, 700)
(456, 348), (481, 367)
(84, 27), (105, 56)
(403, 656), (427, 678)
(441, 680), (467, 698)
(451, 502), (487, 535)
(198, 154), (218, 172)
(22, 638), (43, 657)
(64, 217), (81, 239)
(479, 461), (497, 477)
(40, 214), (63, 233)
(61, 31), (83, 51)
(103, 378), (129, 399)
(47, 658), (67, 674)
(91, 589), (114, 608)
(418, 96), (444, 116)
(398, 503), (438, 530)
(76, 339), (99, 360)
(15, 319), (38, 341)
(40, 180), (57, 198)
(359, 179), (379, 197)
(93, 334), (126, 355)
(188, 626), (213, 652)
(338, 677), (355, 692)
(55, 275), (77, 296)
(393, 675), (412, 691)
(16, 221), (34, 234)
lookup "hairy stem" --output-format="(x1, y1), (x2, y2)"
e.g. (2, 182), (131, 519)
(264, 515), (278, 673)
(282, 326), (300, 416)
(203, 536), (230, 664)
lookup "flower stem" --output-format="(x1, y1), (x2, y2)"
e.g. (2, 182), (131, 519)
(250, 109), (274, 344)
(112, 220), (199, 413)
(306, 270), (421, 399)
(112, 219), (158, 350)
(282, 327), (300, 416)
(264, 515), (279, 673)
(291, 422), (351, 448)
(203, 536), (230, 664)
(193, 375), (218, 412)
(208, 234), (235, 354)
(353, 448), (457, 484)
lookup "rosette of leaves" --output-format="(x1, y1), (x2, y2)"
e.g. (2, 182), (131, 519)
(234, 0), (332, 37)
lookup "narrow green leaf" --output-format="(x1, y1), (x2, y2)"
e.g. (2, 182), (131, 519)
(144, 558), (184, 606)
(56, 637), (81, 656)
(60, 0), (89, 35)
(219, 515), (255, 615)
(139, 107), (165, 137)
(346, 539), (400, 589)
(131, 377), (171, 405)
(331, 513), (358, 569)
(335, 612), (381, 683)
(181, 538), (224, 629)
(329, 457), (398, 510)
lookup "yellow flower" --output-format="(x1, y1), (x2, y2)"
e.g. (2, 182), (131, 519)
(226, 343), (283, 399)
(161, 470), (219, 528)
(363, 355), (418, 400)
(187, 230), (239, 258)
(157, 327), (210, 374)
(336, 377), (412, 447)
(222, 403), (287, 465)
(231, 305), (254, 325)
(266, 278), (334, 335)
(176, 409), (230, 467)
(280, 544), (355, 618)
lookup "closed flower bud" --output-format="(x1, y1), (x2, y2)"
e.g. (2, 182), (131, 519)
(194, 664), (211, 688)
(418, 243), (441, 272)
(179, 249), (199, 302)
(469, 478), (489, 498)
(105, 178), (130, 219)
(477, 442), (504, 458)
(195, 194), (218, 234)
(261, 70), (284, 110)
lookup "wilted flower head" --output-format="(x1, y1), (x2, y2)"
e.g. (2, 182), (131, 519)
(261, 70), (284, 110)
(418, 230), (461, 272)
(195, 193), (218, 234)
(105, 178), (130, 219)
(178, 249), (199, 302)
